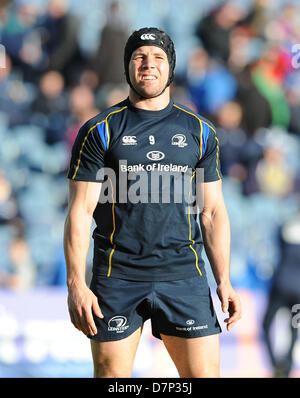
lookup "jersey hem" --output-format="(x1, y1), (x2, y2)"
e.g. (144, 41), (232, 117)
(204, 175), (222, 182)
(67, 175), (105, 182)
(91, 269), (202, 282)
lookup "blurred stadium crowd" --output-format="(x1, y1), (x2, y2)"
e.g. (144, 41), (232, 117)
(0, 0), (300, 293)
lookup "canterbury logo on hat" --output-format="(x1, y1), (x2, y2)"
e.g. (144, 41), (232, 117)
(140, 33), (156, 40)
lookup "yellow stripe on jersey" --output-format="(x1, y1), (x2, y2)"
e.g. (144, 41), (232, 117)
(105, 106), (127, 148)
(187, 171), (202, 276)
(199, 119), (221, 179)
(71, 121), (104, 180)
(71, 106), (127, 179)
(107, 176), (116, 277)
(214, 134), (221, 180)
(173, 103), (221, 179)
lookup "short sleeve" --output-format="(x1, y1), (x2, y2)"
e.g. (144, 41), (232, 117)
(67, 120), (107, 182)
(196, 126), (222, 182)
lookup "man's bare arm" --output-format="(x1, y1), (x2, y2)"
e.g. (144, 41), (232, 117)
(199, 179), (242, 331)
(63, 179), (103, 336)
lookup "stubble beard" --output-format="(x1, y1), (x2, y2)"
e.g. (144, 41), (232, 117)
(131, 80), (168, 100)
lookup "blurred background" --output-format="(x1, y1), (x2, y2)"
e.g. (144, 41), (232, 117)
(0, 0), (300, 378)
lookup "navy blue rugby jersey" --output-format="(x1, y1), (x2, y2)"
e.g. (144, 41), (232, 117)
(67, 98), (222, 281)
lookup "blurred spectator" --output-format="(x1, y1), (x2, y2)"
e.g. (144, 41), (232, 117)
(245, 0), (270, 39)
(0, 0), (12, 26)
(216, 100), (265, 195)
(254, 137), (294, 198)
(0, 170), (35, 290)
(38, 0), (85, 87)
(89, 0), (128, 87)
(284, 72), (300, 136)
(65, 82), (129, 150)
(79, 69), (100, 91)
(7, 235), (36, 289)
(95, 82), (128, 110)
(195, 1), (247, 64)
(185, 46), (237, 117)
(234, 43), (293, 136)
(1, 1), (42, 81)
(0, 53), (35, 127)
(241, 127), (298, 197)
(104, 84), (128, 108)
(228, 25), (262, 74)
(0, 221), (35, 290)
(31, 70), (69, 144)
(235, 62), (271, 136)
(31, 70), (67, 114)
(170, 82), (198, 112)
(69, 84), (98, 124)
(217, 101), (248, 180)
(65, 84), (99, 149)
(0, 171), (18, 225)
(264, 2), (300, 44)
(249, 45), (292, 130)
(262, 198), (300, 377)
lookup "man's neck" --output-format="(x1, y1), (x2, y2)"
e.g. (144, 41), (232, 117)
(128, 88), (170, 111)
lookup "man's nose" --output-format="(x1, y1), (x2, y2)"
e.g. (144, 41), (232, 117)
(142, 56), (155, 69)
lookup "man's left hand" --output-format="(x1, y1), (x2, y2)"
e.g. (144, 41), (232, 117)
(216, 282), (242, 331)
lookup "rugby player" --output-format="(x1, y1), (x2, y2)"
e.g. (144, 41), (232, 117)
(64, 27), (242, 378)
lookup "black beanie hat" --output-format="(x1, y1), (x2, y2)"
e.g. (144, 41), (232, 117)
(124, 27), (176, 88)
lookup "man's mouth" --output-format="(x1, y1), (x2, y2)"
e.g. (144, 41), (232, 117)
(141, 75), (157, 81)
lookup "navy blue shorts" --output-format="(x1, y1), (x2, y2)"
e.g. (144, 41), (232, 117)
(88, 274), (222, 341)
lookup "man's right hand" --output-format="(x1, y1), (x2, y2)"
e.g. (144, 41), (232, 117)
(67, 283), (103, 336)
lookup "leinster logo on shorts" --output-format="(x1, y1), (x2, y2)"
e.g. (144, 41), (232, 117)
(146, 150), (165, 161)
(171, 134), (187, 147)
(108, 316), (129, 333)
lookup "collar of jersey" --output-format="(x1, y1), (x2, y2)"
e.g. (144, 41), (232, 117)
(126, 97), (174, 118)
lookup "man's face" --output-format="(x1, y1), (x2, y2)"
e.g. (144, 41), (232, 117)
(128, 46), (169, 98)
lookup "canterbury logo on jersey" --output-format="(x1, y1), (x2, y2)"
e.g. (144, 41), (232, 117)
(141, 33), (156, 40)
(122, 136), (137, 145)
